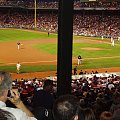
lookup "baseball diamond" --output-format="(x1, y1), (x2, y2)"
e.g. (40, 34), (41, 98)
(0, 29), (120, 79)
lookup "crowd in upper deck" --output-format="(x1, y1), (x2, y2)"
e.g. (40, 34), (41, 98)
(0, 0), (120, 9)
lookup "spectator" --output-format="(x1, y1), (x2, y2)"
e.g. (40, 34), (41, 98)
(78, 108), (96, 120)
(112, 108), (120, 120)
(0, 71), (36, 120)
(79, 70), (83, 75)
(52, 94), (80, 120)
(110, 91), (120, 114)
(32, 79), (54, 120)
(100, 111), (112, 120)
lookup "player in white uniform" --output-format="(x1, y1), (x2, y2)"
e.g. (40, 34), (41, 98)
(17, 42), (20, 50)
(111, 37), (115, 46)
(78, 55), (82, 65)
(16, 62), (21, 74)
(101, 36), (104, 40)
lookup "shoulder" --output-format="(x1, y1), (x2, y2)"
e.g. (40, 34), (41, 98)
(2, 107), (36, 120)
(33, 90), (44, 95)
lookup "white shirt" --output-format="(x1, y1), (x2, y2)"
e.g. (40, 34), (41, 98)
(108, 83), (115, 90)
(16, 63), (21, 70)
(111, 37), (113, 42)
(0, 101), (37, 120)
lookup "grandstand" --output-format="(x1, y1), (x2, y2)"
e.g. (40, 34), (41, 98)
(0, 0), (120, 37)
(0, 1), (120, 120)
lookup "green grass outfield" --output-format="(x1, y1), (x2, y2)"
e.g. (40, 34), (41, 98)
(0, 28), (57, 41)
(0, 28), (120, 73)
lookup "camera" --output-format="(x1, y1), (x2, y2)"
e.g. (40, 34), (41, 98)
(7, 90), (12, 97)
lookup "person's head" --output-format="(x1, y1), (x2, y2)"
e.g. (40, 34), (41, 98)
(112, 91), (120, 104)
(78, 108), (96, 120)
(100, 111), (112, 120)
(0, 109), (16, 120)
(43, 79), (53, 92)
(52, 94), (79, 120)
(0, 71), (12, 102)
(112, 108), (120, 120)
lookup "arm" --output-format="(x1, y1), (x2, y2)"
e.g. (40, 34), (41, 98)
(8, 89), (34, 117)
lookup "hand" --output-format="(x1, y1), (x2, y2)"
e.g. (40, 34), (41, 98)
(7, 89), (22, 105)
(8, 89), (34, 117)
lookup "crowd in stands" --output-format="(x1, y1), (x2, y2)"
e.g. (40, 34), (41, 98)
(0, 0), (120, 9)
(73, 14), (120, 37)
(74, 1), (120, 9)
(0, 0), (120, 37)
(0, 70), (120, 120)
(3, 70), (119, 120)
(0, 10), (120, 37)
(0, 11), (58, 32)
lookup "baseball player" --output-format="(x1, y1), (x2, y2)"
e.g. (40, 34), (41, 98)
(17, 42), (21, 50)
(78, 55), (82, 65)
(111, 37), (115, 46)
(101, 36), (104, 40)
(16, 62), (21, 74)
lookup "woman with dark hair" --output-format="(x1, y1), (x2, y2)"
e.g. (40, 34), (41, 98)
(78, 108), (96, 120)
(83, 108), (96, 120)
(110, 91), (120, 114)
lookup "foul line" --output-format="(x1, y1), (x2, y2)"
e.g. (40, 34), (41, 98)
(0, 60), (57, 66)
(0, 56), (120, 66)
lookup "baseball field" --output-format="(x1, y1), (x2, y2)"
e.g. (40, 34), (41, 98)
(0, 28), (120, 79)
